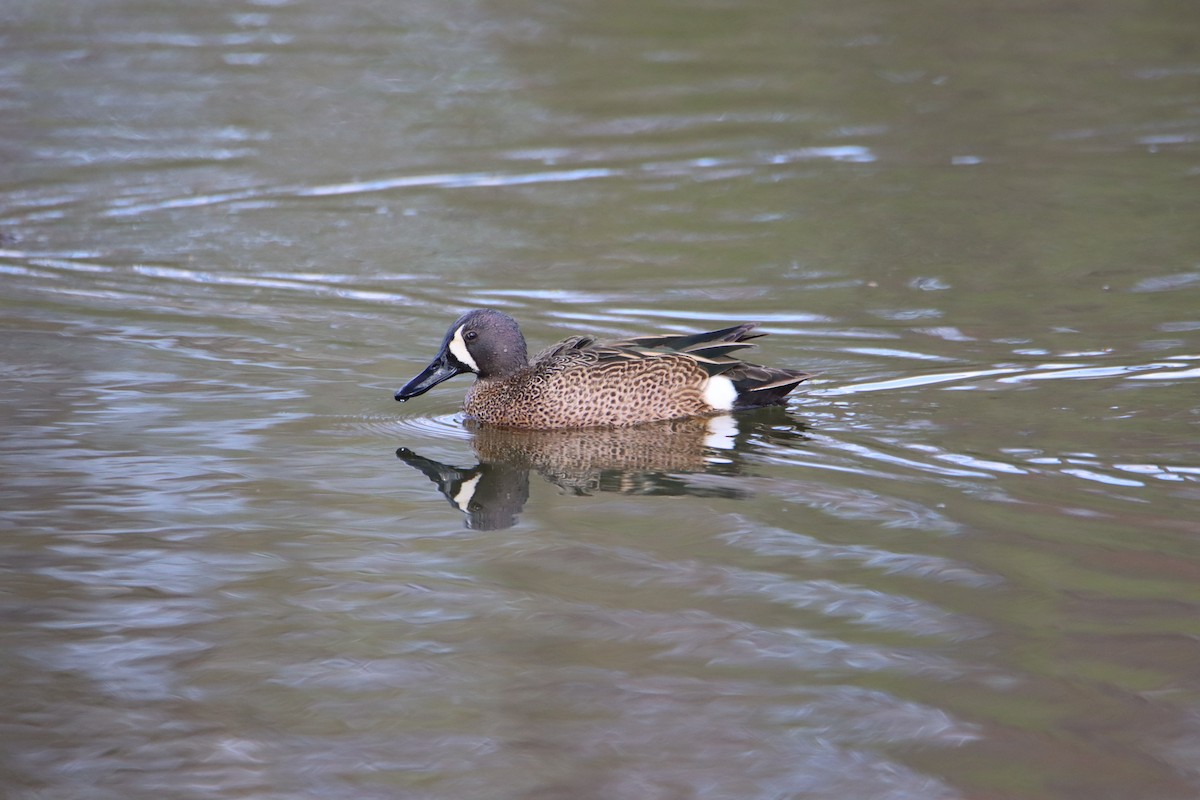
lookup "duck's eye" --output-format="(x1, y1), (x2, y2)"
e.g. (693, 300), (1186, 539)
(464, 330), (478, 342)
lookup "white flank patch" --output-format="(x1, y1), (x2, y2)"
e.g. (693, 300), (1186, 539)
(448, 326), (479, 372)
(452, 474), (481, 512)
(702, 374), (737, 410)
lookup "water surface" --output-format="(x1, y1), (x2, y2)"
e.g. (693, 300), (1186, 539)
(2, 1), (1199, 798)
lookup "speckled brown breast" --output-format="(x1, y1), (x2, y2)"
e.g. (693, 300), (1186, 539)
(463, 352), (715, 428)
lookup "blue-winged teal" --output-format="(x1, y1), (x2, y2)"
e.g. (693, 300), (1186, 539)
(395, 309), (811, 429)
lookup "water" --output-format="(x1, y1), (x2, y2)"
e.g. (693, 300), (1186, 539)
(2, 0), (1199, 798)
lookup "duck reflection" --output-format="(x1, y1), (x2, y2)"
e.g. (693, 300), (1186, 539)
(397, 408), (807, 529)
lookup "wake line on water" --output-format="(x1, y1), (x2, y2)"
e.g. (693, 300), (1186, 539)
(99, 147), (876, 217)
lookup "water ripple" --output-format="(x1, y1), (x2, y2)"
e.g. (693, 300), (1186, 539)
(350, 412), (471, 442)
(97, 145), (876, 218)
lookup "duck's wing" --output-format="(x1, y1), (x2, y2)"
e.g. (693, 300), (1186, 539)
(534, 333), (746, 368)
(535, 323), (762, 360)
(618, 323), (764, 352)
(532, 325), (811, 405)
(622, 323), (812, 406)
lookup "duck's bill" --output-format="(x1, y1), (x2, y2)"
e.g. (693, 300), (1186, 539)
(395, 349), (468, 401)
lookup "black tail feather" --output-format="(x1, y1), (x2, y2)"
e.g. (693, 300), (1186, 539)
(730, 368), (812, 408)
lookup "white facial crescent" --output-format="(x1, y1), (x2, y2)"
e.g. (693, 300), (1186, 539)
(448, 326), (479, 372)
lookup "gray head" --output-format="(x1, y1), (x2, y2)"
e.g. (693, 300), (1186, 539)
(395, 309), (530, 401)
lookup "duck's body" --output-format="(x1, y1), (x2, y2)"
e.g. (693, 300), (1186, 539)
(395, 309), (810, 429)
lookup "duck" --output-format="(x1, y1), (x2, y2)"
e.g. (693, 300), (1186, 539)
(395, 308), (810, 429)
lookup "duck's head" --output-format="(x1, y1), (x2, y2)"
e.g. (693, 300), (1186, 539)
(395, 308), (529, 401)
